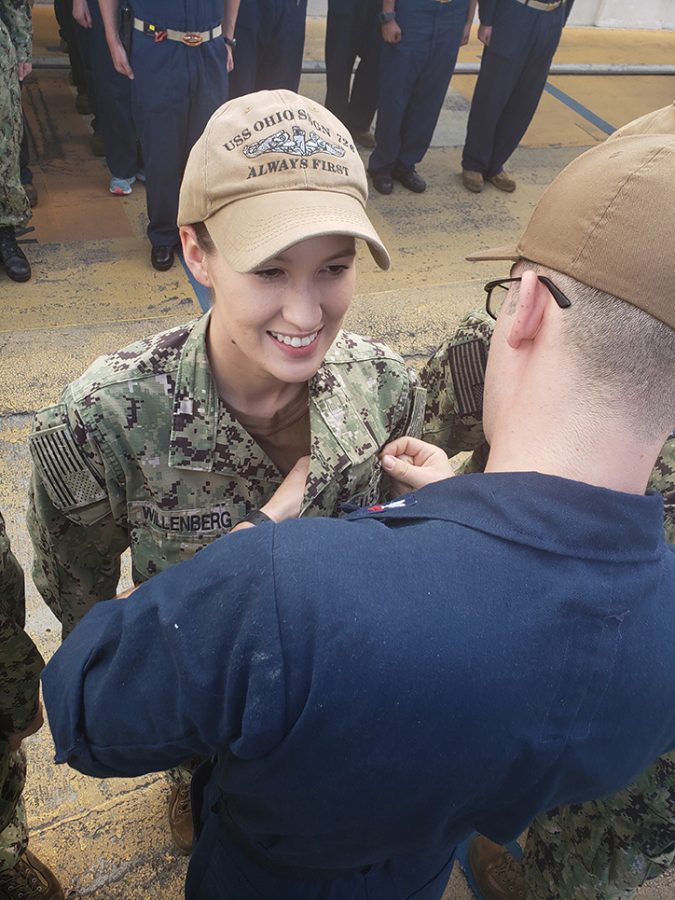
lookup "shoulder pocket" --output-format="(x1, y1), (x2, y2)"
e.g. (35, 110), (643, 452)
(29, 411), (107, 512)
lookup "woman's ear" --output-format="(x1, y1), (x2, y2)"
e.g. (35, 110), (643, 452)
(506, 269), (548, 349)
(180, 225), (211, 286)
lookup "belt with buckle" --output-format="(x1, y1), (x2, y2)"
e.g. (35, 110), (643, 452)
(133, 18), (223, 46)
(514, 0), (564, 10)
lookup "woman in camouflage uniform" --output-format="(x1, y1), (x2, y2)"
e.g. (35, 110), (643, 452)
(26, 90), (485, 857)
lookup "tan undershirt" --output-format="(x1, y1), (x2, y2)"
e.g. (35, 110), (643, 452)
(229, 386), (311, 476)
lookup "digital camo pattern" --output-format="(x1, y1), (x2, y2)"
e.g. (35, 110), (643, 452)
(0, 751), (27, 872)
(0, 1), (31, 228)
(0, 511), (42, 740)
(28, 315), (437, 639)
(0, 512), (41, 871)
(649, 432), (674, 544)
(421, 309), (492, 472)
(525, 751), (675, 899)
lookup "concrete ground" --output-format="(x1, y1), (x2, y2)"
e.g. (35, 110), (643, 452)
(1, 6), (674, 898)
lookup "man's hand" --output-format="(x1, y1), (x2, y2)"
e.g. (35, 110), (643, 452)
(17, 62), (32, 81)
(109, 36), (134, 78)
(225, 43), (234, 72)
(382, 20), (402, 44)
(460, 21), (472, 46)
(8, 701), (44, 751)
(380, 437), (453, 495)
(73, 0), (93, 28)
(478, 24), (492, 46)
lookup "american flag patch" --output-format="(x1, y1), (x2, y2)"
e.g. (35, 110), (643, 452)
(449, 339), (487, 418)
(29, 425), (107, 510)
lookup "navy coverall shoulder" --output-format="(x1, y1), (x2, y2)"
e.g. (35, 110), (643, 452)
(43, 473), (675, 900)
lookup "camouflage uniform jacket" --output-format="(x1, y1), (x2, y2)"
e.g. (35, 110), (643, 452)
(0, 1), (31, 66)
(0, 511), (42, 742)
(1, 510), (43, 838)
(28, 315), (427, 637)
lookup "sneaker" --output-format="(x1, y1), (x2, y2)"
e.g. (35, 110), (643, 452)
(468, 836), (526, 900)
(109, 175), (136, 195)
(488, 170), (517, 192)
(0, 849), (65, 899)
(462, 169), (484, 193)
(135, 169), (146, 183)
(168, 784), (193, 855)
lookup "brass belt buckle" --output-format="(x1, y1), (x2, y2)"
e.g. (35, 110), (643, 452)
(182, 32), (203, 46)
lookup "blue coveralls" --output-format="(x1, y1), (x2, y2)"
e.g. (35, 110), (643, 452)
(228, 0), (307, 99)
(462, 0), (574, 178)
(88, 0), (137, 181)
(324, 0), (381, 134)
(368, 0), (469, 176)
(130, 0), (229, 249)
(43, 473), (675, 899)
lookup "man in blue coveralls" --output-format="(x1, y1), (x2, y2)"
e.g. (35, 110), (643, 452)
(324, 0), (381, 148)
(461, 0), (575, 193)
(368, 0), (476, 195)
(99, 0), (239, 270)
(43, 134), (675, 900)
(228, 0), (307, 99)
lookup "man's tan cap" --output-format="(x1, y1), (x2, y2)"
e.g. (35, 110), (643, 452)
(467, 135), (675, 330)
(178, 89), (390, 271)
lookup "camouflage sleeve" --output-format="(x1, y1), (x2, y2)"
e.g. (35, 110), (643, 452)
(0, 512), (43, 737)
(420, 309), (492, 462)
(524, 750), (675, 899)
(0, 0), (32, 63)
(376, 365), (428, 503)
(27, 397), (131, 639)
(648, 433), (674, 544)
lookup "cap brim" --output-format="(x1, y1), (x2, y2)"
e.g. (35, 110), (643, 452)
(466, 245), (520, 262)
(204, 191), (391, 271)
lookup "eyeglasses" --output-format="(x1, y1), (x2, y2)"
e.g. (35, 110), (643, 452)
(483, 276), (572, 320)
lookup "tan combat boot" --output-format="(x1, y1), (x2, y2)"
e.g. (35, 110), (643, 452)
(468, 835), (526, 900)
(168, 784), (194, 855)
(488, 170), (517, 192)
(462, 169), (485, 193)
(0, 849), (65, 900)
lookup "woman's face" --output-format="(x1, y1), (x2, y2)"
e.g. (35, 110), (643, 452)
(185, 231), (357, 391)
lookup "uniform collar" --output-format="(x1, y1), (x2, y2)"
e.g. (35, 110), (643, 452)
(169, 323), (381, 490)
(351, 472), (667, 562)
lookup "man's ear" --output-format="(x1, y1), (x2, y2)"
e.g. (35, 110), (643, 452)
(180, 225), (211, 287)
(506, 269), (548, 349)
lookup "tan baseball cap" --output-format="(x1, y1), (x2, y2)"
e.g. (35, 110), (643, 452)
(178, 89), (390, 271)
(467, 135), (675, 330)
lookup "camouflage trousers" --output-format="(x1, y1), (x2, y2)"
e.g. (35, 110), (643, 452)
(0, 22), (31, 229)
(0, 748), (28, 873)
(524, 751), (675, 899)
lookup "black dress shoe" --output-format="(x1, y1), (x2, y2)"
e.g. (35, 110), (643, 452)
(394, 168), (426, 193)
(0, 226), (31, 282)
(370, 170), (393, 195)
(150, 244), (175, 271)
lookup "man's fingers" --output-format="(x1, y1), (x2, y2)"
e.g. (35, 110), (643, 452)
(381, 454), (428, 491)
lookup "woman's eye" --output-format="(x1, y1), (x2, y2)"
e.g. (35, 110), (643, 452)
(254, 267), (284, 280)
